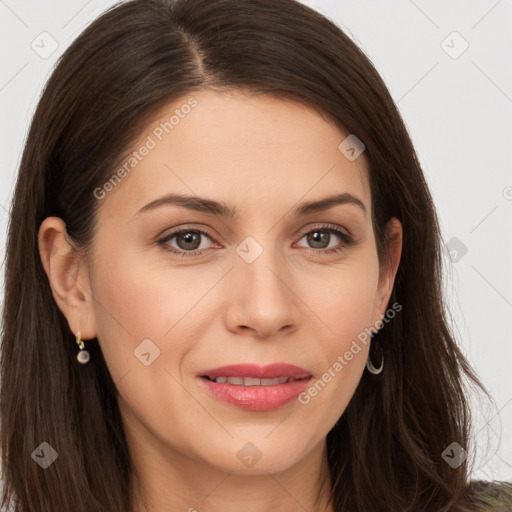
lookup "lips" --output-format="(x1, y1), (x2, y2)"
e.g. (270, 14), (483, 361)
(197, 363), (312, 411)
(199, 363), (311, 380)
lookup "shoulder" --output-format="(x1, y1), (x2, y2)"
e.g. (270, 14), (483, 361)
(469, 480), (512, 511)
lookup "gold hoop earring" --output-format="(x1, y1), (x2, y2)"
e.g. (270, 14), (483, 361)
(76, 331), (90, 364)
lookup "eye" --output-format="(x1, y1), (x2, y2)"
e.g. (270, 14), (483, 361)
(295, 224), (354, 256)
(158, 228), (216, 258)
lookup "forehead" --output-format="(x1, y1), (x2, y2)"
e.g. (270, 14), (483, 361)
(99, 89), (371, 220)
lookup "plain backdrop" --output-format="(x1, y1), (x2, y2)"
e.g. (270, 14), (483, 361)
(0, 0), (511, 482)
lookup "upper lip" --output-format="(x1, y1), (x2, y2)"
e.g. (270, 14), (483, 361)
(199, 363), (311, 380)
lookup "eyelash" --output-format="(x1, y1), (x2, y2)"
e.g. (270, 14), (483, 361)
(157, 223), (354, 259)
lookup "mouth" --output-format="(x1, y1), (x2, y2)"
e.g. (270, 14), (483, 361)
(197, 363), (312, 411)
(200, 375), (310, 385)
(198, 363), (311, 381)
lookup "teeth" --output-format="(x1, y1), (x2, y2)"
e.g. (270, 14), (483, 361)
(210, 376), (297, 385)
(243, 377), (261, 386)
(226, 377), (244, 385)
(261, 377), (289, 385)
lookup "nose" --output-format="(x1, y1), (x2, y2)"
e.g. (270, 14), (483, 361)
(223, 241), (300, 339)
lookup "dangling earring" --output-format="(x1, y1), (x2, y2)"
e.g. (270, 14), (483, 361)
(76, 331), (90, 364)
(366, 339), (383, 375)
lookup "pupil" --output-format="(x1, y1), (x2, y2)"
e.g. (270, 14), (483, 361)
(308, 230), (328, 249)
(179, 232), (200, 250)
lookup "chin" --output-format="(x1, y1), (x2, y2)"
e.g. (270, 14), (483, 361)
(197, 435), (312, 476)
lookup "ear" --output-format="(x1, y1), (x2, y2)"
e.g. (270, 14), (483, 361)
(371, 217), (402, 332)
(38, 217), (98, 341)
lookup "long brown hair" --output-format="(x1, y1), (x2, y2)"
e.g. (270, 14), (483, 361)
(0, 0), (498, 510)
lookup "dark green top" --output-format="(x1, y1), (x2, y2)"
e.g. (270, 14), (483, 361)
(471, 480), (512, 511)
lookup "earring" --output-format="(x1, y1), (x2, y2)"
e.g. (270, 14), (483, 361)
(366, 341), (383, 375)
(76, 331), (90, 364)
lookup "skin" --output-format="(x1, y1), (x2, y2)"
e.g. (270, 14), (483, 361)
(38, 89), (402, 512)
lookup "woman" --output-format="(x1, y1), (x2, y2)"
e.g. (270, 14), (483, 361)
(1, 0), (510, 510)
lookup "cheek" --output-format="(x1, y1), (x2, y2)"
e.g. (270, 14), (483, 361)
(297, 281), (374, 437)
(89, 248), (222, 377)
(302, 255), (380, 348)
(294, 255), (378, 420)
(88, 250), (208, 435)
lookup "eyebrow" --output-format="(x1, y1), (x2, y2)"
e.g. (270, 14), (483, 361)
(134, 192), (368, 218)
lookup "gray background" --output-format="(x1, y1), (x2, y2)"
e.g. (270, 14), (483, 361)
(0, 0), (511, 481)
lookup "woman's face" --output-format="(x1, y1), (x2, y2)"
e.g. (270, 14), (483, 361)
(42, 89), (401, 479)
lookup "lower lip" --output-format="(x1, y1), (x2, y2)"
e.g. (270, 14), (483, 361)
(199, 377), (312, 411)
